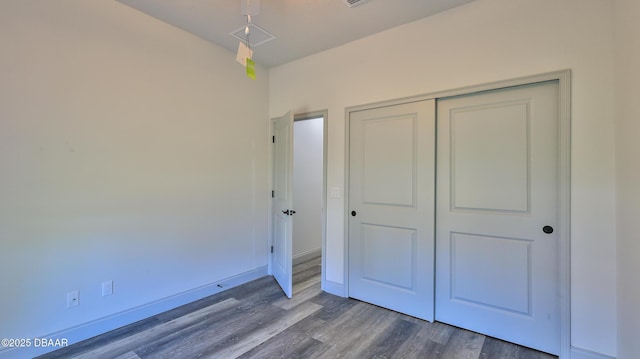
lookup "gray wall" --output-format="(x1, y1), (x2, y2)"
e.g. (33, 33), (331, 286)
(0, 2), (269, 356)
(614, 0), (640, 357)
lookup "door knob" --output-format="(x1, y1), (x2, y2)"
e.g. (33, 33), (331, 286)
(282, 209), (296, 216)
(351, 211), (357, 216)
(282, 209), (290, 215)
(543, 225), (554, 234)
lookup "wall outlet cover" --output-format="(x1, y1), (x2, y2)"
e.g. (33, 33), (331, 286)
(102, 280), (113, 296)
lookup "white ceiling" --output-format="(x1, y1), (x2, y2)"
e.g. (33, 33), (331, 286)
(117, 0), (476, 68)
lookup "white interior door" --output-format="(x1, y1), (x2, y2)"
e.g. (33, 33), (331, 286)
(271, 111), (294, 298)
(435, 81), (560, 354)
(348, 100), (435, 321)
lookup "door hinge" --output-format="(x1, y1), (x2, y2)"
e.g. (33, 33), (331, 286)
(270, 245), (274, 253)
(271, 190), (274, 198)
(272, 136), (275, 143)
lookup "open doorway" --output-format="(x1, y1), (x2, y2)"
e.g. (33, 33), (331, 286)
(269, 110), (326, 298)
(293, 115), (324, 263)
(292, 111), (326, 294)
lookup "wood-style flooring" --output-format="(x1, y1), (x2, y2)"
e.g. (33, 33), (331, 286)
(38, 258), (557, 359)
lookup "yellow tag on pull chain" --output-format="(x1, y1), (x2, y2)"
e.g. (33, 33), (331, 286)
(246, 58), (256, 80)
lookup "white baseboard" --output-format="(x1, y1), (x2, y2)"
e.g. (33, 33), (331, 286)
(322, 279), (346, 297)
(570, 346), (616, 359)
(0, 266), (268, 359)
(293, 248), (321, 265)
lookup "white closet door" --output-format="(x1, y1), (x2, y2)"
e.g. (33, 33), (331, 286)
(348, 99), (435, 321)
(435, 82), (560, 354)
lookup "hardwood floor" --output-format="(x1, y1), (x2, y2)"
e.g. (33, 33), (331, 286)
(38, 258), (557, 359)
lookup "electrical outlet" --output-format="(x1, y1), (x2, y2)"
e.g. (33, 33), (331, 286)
(102, 280), (113, 296)
(67, 290), (79, 308)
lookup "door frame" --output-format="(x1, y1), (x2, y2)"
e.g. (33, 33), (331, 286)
(268, 110), (328, 294)
(344, 70), (571, 358)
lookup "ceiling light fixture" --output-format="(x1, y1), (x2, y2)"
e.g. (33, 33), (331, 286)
(232, 0), (274, 80)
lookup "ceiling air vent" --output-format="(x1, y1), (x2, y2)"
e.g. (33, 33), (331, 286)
(344, 0), (369, 7)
